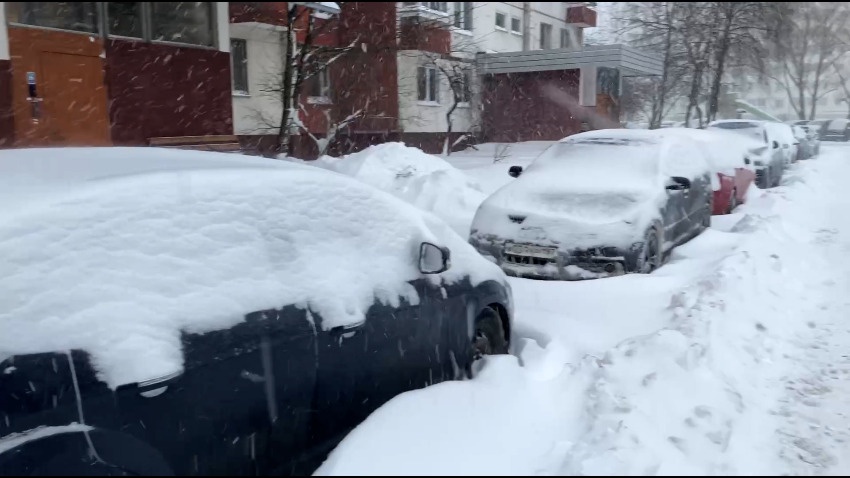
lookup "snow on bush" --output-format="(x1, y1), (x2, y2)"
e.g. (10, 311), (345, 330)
(0, 147), (504, 389)
(296, 143), (487, 237)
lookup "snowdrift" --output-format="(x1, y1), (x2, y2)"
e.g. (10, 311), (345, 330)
(298, 143), (487, 237)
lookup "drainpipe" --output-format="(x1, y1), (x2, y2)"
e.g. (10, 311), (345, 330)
(522, 2), (531, 51)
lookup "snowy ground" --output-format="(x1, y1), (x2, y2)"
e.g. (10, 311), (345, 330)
(317, 143), (850, 476)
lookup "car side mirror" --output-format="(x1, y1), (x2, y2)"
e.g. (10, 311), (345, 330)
(508, 166), (523, 178)
(744, 157), (751, 165)
(666, 176), (691, 191)
(419, 242), (451, 274)
(772, 140), (779, 149)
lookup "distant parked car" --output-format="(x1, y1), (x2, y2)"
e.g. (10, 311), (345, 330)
(792, 125), (816, 160)
(800, 124), (821, 156)
(764, 122), (798, 165)
(0, 148), (513, 476)
(706, 120), (785, 188)
(469, 129), (714, 280)
(662, 128), (758, 215)
(822, 119), (850, 141)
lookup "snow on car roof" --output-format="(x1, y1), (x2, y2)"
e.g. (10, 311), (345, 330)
(656, 127), (759, 175)
(0, 147), (503, 389)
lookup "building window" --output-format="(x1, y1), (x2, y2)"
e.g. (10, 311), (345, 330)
(310, 68), (331, 99)
(231, 38), (249, 94)
(510, 16), (521, 33)
(495, 12), (506, 30)
(6, 2), (98, 33)
(560, 28), (572, 49)
(418, 66), (439, 103)
(539, 23), (552, 49)
(453, 2), (472, 30)
(151, 2), (214, 47)
(461, 71), (472, 103)
(108, 2), (143, 38)
(426, 2), (447, 12)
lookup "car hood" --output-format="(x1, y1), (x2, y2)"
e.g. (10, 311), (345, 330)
(471, 182), (663, 250)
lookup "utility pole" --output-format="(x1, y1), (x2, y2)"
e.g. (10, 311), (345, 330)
(522, 2), (531, 51)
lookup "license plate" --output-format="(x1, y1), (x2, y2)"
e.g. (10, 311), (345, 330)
(505, 243), (557, 258)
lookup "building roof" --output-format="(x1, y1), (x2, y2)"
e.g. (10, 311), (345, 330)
(477, 44), (663, 77)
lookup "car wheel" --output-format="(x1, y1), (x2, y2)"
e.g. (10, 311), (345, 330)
(726, 188), (738, 214)
(472, 307), (508, 360)
(634, 228), (661, 274)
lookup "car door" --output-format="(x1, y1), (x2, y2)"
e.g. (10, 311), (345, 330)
(111, 306), (319, 475)
(0, 307), (318, 476)
(662, 140), (710, 240)
(309, 280), (439, 460)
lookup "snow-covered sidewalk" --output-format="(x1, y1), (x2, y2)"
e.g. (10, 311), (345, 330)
(316, 145), (850, 476)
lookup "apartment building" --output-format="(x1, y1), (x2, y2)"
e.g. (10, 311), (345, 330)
(0, 2), (233, 148)
(230, 2), (660, 156)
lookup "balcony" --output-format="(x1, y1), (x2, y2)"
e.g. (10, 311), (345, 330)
(566, 5), (597, 28)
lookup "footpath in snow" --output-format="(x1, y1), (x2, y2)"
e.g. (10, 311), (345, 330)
(316, 144), (850, 476)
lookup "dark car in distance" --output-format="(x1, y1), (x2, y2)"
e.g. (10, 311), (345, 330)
(0, 148), (513, 476)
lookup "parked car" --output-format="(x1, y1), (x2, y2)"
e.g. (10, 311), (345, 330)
(821, 118), (850, 141)
(0, 148), (513, 476)
(706, 120), (785, 188)
(810, 119), (832, 138)
(792, 125), (816, 160)
(764, 122), (798, 165)
(469, 129), (713, 280)
(800, 124), (822, 156)
(661, 128), (758, 215)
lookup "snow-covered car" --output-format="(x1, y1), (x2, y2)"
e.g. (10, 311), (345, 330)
(800, 124), (821, 156)
(468, 129), (714, 280)
(706, 120), (785, 188)
(763, 121), (798, 165)
(0, 148), (513, 475)
(821, 118), (850, 142)
(792, 125), (816, 160)
(659, 128), (758, 215)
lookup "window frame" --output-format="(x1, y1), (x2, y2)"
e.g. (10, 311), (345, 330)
(309, 67), (332, 103)
(417, 65), (440, 104)
(460, 71), (472, 105)
(510, 16), (521, 34)
(453, 2), (472, 31)
(539, 22), (552, 49)
(5, 2), (219, 50)
(560, 28), (572, 49)
(230, 38), (249, 95)
(495, 11), (507, 31)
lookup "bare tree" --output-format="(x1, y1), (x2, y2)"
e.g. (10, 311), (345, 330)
(252, 3), (360, 158)
(763, 2), (850, 120)
(615, 2), (689, 128)
(704, 2), (772, 123)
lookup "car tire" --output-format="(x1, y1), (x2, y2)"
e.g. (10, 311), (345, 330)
(633, 227), (661, 274)
(472, 307), (508, 360)
(726, 188), (738, 214)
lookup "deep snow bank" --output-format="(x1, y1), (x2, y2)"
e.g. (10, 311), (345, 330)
(318, 150), (848, 475)
(297, 143), (487, 237)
